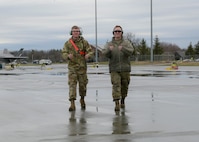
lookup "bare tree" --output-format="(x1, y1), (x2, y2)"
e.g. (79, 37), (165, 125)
(160, 42), (181, 53)
(124, 32), (141, 55)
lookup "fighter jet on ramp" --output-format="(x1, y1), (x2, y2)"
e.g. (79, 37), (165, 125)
(0, 48), (27, 68)
(0, 48), (27, 63)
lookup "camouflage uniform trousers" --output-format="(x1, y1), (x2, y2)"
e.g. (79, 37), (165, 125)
(110, 72), (130, 101)
(68, 68), (88, 101)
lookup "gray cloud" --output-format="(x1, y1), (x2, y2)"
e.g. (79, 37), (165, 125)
(0, 0), (199, 51)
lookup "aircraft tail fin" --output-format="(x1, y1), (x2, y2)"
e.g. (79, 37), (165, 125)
(17, 48), (24, 57)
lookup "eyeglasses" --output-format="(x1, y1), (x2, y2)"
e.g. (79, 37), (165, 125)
(114, 30), (122, 33)
(72, 31), (80, 32)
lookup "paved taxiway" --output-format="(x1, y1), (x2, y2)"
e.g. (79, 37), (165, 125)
(0, 64), (199, 142)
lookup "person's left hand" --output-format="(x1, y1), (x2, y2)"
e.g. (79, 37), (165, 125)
(109, 46), (114, 50)
(85, 54), (89, 60)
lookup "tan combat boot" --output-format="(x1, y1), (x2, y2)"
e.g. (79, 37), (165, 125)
(69, 99), (76, 111)
(120, 97), (125, 108)
(80, 96), (86, 110)
(114, 100), (120, 111)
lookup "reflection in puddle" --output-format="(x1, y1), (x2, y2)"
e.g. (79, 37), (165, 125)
(112, 111), (131, 134)
(50, 70), (199, 79)
(68, 111), (87, 136)
(131, 70), (199, 78)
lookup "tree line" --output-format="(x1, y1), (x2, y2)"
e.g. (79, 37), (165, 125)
(11, 33), (199, 63)
(125, 33), (199, 60)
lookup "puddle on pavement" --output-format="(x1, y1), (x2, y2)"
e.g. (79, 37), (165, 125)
(1, 69), (198, 79)
(49, 70), (199, 79)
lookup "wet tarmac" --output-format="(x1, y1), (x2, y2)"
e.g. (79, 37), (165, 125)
(0, 64), (199, 142)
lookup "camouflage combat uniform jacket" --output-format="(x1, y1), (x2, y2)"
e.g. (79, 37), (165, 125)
(102, 37), (134, 73)
(62, 36), (93, 70)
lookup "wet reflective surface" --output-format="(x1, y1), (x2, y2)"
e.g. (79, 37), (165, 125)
(0, 64), (199, 142)
(112, 111), (131, 134)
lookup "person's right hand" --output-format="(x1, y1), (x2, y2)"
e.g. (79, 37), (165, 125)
(68, 54), (73, 59)
(109, 46), (114, 50)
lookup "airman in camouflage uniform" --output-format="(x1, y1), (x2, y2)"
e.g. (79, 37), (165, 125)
(102, 25), (134, 111)
(62, 25), (94, 111)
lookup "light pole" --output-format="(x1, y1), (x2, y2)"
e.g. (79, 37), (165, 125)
(95, 0), (98, 63)
(150, 0), (153, 62)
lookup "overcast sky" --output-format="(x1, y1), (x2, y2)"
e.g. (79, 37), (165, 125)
(0, 0), (199, 51)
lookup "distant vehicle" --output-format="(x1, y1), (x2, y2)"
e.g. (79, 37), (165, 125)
(33, 60), (39, 64)
(39, 59), (52, 65)
(195, 58), (199, 62)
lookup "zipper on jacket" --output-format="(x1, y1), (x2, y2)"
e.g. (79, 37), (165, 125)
(119, 46), (121, 72)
